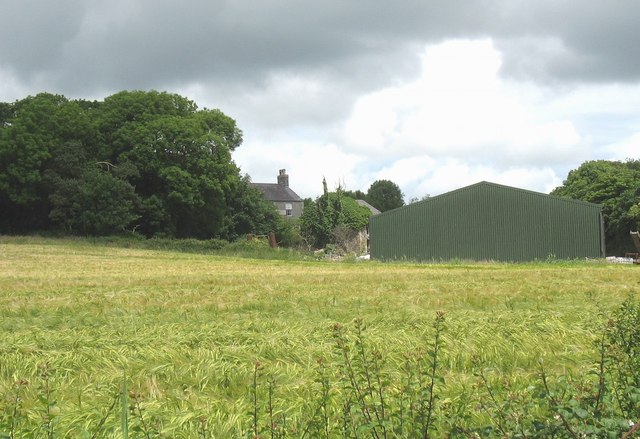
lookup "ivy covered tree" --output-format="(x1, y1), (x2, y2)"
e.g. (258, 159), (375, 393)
(301, 178), (371, 250)
(551, 160), (640, 255)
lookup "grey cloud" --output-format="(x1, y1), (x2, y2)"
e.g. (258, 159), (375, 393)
(494, 1), (640, 83)
(1, 0), (639, 101)
(0, 0), (86, 80)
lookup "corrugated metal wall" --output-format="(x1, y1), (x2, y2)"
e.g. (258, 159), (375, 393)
(370, 182), (604, 262)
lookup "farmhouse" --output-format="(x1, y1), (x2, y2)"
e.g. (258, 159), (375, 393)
(369, 181), (604, 262)
(252, 169), (304, 218)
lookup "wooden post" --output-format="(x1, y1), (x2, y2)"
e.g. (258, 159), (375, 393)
(268, 231), (277, 248)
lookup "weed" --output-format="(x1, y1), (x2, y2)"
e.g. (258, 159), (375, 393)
(37, 363), (56, 439)
(121, 373), (128, 439)
(0, 379), (28, 438)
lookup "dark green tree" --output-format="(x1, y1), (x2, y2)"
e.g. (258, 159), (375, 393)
(48, 165), (140, 235)
(366, 179), (405, 212)
(0, 90), (286, 242)
(630, 204), (640, 230)
(551, 160), (640, 255)
(95, 91), (243, 238)
(220, 175), (281, 241)
(343, 189), (367, 200)
(0, 93), (97, 232)
(0, 102), (13, 125)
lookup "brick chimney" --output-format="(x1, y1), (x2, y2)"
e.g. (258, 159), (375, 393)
(277, 169), (289, 188)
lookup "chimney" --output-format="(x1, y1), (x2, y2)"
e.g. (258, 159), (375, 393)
(277, 169), (289, 188)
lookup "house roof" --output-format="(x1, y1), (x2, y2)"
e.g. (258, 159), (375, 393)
(356, 199), (381, 215)
(253, 183), (303, 203)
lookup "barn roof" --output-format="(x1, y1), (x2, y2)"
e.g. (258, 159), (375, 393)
(378, 181), (601, 217)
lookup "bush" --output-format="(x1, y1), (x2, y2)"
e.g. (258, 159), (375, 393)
(273, 218), (303, 248)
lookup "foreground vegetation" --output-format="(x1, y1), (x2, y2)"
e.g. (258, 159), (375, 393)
(1, 236), (638, 437)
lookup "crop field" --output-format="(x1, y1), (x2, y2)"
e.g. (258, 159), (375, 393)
(1, 236), (638, 437)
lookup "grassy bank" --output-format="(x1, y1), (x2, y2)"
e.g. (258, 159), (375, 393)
(0, 236), (637, 437)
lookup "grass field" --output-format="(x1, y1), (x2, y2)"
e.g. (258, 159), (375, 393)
(1, 236), (638, 437)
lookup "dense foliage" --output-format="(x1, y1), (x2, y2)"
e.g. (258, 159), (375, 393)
(551, 159), (640, 255)
(0, 91), (282, 240)
(366, 179), (405, 212)
(344, 179), (405, 213)
(301, 179), (372, 249)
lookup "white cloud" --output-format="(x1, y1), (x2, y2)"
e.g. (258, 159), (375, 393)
(229, 72), (347, 129)
(605, 133), (640, 161)
(233, 139), (364, 199)
(372, 156), (438, 189)
(377, 157), (558, 198)
(342, 39), (583, 165)
(229, 37), (640, 202)
(406, 160), (563, 199)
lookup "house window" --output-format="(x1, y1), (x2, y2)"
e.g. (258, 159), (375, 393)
(285, 203), (293, 216)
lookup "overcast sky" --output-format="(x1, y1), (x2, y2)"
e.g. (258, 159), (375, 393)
(2, 0), (639, 200)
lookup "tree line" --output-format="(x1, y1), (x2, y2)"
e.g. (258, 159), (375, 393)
(1, 91), (638, 255)
(0, 91), (283, 241)
(0, 90), (408, 250)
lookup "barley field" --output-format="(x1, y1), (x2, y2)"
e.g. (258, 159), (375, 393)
(0, 236), (638, 437)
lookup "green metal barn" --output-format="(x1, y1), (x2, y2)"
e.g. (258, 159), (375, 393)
(369, 181), (604, 262)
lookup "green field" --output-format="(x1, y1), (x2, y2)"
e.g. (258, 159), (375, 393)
(1, 237), (638, 437)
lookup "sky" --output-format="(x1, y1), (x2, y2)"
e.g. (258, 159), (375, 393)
(1, 1), (639, 200)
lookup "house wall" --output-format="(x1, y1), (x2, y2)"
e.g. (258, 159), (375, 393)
(370, 182), (604, 262)
(273, 201), (304, 219)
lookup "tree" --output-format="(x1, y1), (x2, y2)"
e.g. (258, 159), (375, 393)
(630, 204), (640, 230)
(0, 93), (97, 232)
(48, 165), (140, 235)
(366, 179), (404, 212)
(301, 179), (372, 250)
(300, 180), (333, 248)
(0, 90), (261, 240)
(220, 174), (281, 241)
(342, 189), (367, 200)
(95, 91), (244, 238)
(551, 160), (640, 256)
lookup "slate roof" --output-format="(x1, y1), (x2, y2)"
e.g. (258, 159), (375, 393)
(356, 199), (381, 215)
(253, 183), (303, 202)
